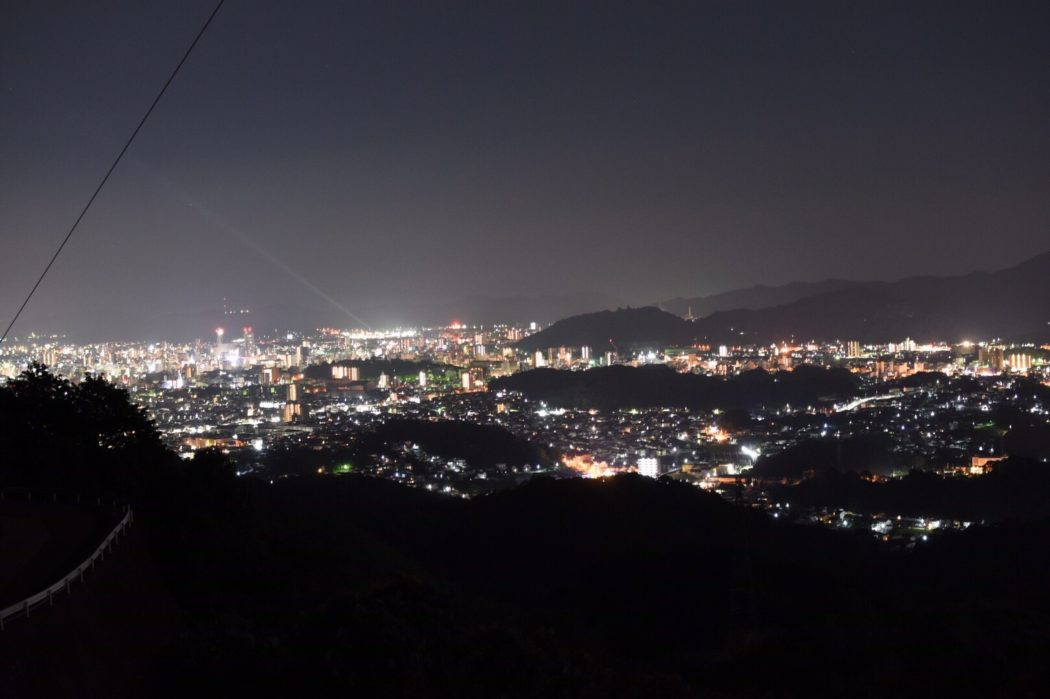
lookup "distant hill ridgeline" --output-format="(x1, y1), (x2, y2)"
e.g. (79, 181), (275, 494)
(515, 306), (696, 353)
(660, 278), (862, 318)
(516, 252), (1050, 352)
(685, 251), (1050, 343)
(490, 364), (860, 411)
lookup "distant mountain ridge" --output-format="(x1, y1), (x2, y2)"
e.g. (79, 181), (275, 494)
(527, 252), (1050, 348)
(660, 279), (862, 318)
(690, 251), (1050, 343)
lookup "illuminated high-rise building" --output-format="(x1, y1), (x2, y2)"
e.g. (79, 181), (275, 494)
(281, 402), (301, 423)
(638, 456), (660, 478)
(243, 326), (255, 353)
(1008, 353), (1032, 373)
(332, 365), (360, 380)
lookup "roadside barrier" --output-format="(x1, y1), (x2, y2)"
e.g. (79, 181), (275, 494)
(0, 492), (132, 630)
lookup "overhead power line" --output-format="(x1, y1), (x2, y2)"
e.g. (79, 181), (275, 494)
(0, 0), (226, 345)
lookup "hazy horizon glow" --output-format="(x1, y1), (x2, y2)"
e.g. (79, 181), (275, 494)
(3, 1), (1049, 340)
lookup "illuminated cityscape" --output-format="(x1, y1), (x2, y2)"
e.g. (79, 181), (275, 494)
(4, 1), (1050, 695)
(4, 320), (1047, 546)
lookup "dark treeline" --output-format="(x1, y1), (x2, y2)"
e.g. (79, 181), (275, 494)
(4, 366), (1050, 696)
(357, 418), (558, 469)
(754, 433), (910, 478)
(771, 457), (1050, 521)
(245, 418), (557, 479)
(491, 364), (860, 411)
(301, 358), (455, 381)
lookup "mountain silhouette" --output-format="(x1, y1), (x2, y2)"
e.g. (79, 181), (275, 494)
(691, 251), (1050, 343)
(660, 279), (862, 318)
(515, 306), (696, 353)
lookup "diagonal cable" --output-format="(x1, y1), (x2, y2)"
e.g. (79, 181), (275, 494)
(0, 0), (226, 345)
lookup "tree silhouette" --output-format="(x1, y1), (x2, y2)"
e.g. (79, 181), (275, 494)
(0, 362), (167, 492)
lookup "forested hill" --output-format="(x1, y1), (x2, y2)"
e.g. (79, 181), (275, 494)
(490, 364), (860, 410)
(516, 306), (697, 352)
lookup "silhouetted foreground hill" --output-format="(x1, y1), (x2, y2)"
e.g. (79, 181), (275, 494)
(5, 366), (1050, 697)
(516, 306), (697, 352)
(491, 364), (860, 410)
(691, 251), (1050, 343)
(150, 474), (1050, 698)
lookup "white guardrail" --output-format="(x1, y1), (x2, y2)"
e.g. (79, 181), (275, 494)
(0, 501), (133, 630)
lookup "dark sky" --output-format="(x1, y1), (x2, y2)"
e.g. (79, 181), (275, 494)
(3, 1), (1049, 341)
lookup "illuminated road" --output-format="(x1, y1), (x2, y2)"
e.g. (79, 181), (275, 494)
(835, 392), (902, 413)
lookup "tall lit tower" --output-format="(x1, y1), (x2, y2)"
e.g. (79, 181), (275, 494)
(215, 327), (224, 345)
(243, 326), (255, 356)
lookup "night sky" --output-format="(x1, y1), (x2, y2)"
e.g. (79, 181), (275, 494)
(3, 1), (1049, 341)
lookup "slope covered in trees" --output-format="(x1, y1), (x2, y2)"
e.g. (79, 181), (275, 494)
(357, 418), (559, 469)
(4, 366), (1050, 697)
(516, 306), (697, 352)
(491, 364), (860, 410)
